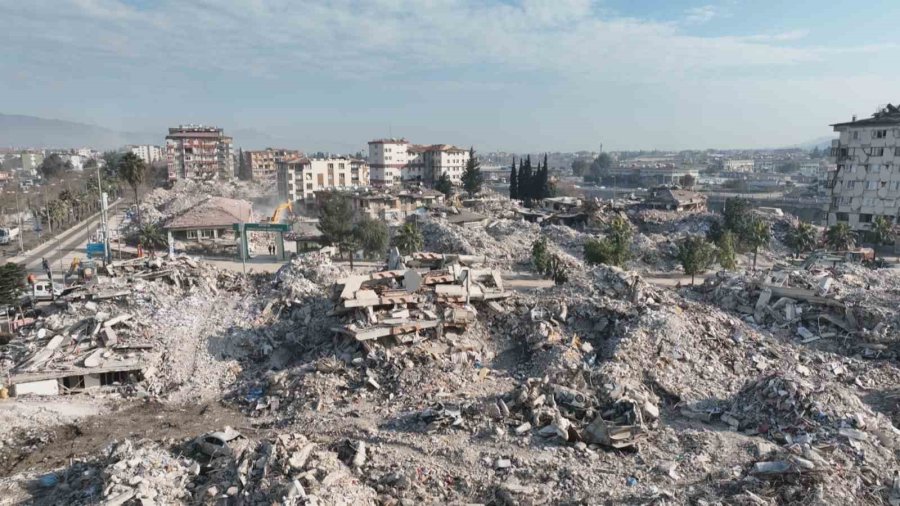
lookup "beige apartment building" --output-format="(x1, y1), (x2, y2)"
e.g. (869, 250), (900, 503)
(276, 156), (369, 202)
(243, 148), (301, 182)
(165, 125), (234, 180)
(828, 104), (900, 231)
(368, 138), (470, 186)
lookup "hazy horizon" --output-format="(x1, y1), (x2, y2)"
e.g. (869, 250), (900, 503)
(2, 0), (897, 153)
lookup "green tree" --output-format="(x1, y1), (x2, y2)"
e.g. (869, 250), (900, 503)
(546, 254), (569, 285)
(38, 154), (71, 180)
(461, 147), (483, 198)
(317, 194), (356, 262)
(509, 158), (519, 200)
(571, 158), (590, 177)
(536, 154), (549, 200)
(101, 151), (122, 178)
(679, 174), (696, 189)
(717, 231), (738, 270)
(746, 219), (771, 270)
(776, 161), (799, 174)
(354, 216), (389, 259)
(584, 216), (632, 267)
(869, 215), (894, 260)
(787, 221), (818, 257)
(519, 155), (533, 205)
(393, 222), (423, 255)
(825, 222), (855, 251)
(531, 237), (550, 274)
(137, 224), (167, 255)
(677, 235), (716, 285)
(117, 152), (147, 225)
(0, 262), (27, 306)
(722, 197), (751, 240)
(435, 174), (453, 197)
(586, 153), (613, 182)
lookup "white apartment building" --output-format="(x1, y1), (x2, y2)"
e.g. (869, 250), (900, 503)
(276, 157), (369, 202)
(368, 138), (470, 186)
(21, 152), (44, 175)
(368, 138), (409, 186)
(128, 145), (163, 165)
(423, 145), (469, 184)
(828, 104), (900, 230)
(165, 125), (234, 181)
(723, 159), (754, 173)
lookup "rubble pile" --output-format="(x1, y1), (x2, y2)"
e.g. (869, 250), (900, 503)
(134, 179), (272, 230)
(419, 216), (541, 268)
(629, 209), (718, 235)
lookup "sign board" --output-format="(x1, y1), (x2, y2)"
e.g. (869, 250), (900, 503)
(86, 242), (105, 257)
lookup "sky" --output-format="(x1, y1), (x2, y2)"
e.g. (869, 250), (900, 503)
(2, 0), (899, 153)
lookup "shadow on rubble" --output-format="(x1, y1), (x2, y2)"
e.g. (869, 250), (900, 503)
(862, 388), (900, 427)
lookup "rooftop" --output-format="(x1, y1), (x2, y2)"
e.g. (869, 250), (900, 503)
(368, 138), (409, 145)
(164, 196), (253, 230)
(832, 104), (900, 129)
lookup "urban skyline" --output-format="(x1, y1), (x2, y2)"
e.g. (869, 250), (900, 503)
(3, 0), (899, 152)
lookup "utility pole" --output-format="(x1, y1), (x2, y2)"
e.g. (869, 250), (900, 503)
(13, 186), (24, 253)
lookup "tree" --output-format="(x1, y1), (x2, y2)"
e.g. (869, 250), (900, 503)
(826, 222), (855, 251)
(84, 158), (99, 171)
(101, 151), (122, 178)
(677, 235), (716, 285)
(586, 153), (613, 182)
(776, 161), (800, 174)
(509, 158), (519, 200)
(354, 216), (389, 259)
(137, 224), (167, 255)
(746, 219), (771, 270)
(117, 152), (147, 225)
(519, 155), (533, 205)
(38, 154), (71, 180)
(317, 194), (355, 261)
(237, 148), (249, 180)
(461, 147), (483, 198)
(393, 222), (423, 255)
(546, 254), (569, 285)
(869, 215), (894, 260)
(787, 221), (818, 257)
(531, 237), (550, 274)
(584, 216), (632, 267)
(679, 174), (696, 189)
(717, 231), (738, 270)
(722, 197), (751, 241)
(571, 158), (590, 177)
(535, 154), (549, 200)
(0, 262), (26, 306)
(435, 173), (453, 196)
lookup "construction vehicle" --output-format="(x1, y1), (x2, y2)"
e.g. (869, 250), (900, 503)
(268, 202), (294, 224)
(0, 226), (20, 245)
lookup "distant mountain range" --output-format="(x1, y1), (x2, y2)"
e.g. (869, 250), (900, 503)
(0, 113), (294, 151)
(792, 136), (835, 151)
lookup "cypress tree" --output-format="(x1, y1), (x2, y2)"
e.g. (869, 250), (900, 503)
(538, 154), (549, 200)
(509, 157), (519, 200)
(520, 155), (533, 204)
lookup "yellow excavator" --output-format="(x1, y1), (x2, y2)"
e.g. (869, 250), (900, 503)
(268, 202), (293, 224)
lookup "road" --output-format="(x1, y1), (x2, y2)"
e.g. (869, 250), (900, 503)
(5, 200), (124, 276)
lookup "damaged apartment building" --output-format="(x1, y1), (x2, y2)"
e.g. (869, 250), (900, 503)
(276, 156), (369, 203)
(828, 104), (900, 234)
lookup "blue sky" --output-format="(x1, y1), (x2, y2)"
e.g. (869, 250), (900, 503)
(2, 0), (898, 152)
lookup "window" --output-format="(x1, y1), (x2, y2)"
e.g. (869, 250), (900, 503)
(306, 183), (312, 190)
(871, 164), (881, 173)
(860, 214), (873, 223)
(853, 131), (859, 140)
(873, 147), (884, 156)
(875, 129), (888, 139)
(327, 163), (334, 169)
(836, 212), (849, 222)
(845, 181), (855, 189)
(186, 230), (198, 239)
(867, 181), (878, 190)
(895, 147), (900, 157)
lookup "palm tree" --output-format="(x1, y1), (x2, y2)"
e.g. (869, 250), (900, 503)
(869, 215), (894, 260)
(787, 221), (818, 258)
(826, 223), (855, 251)
(117, 152), (147, 225)
(746, 219), (771, 270)
(137, 224), (167, 255)
(392, 223), (424, 255)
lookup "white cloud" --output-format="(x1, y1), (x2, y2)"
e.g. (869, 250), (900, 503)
(683, 5), (719, 24)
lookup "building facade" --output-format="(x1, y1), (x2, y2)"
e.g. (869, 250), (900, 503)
(21, 152), (44, 176)
(243, 149), (301, 182)
(423, 145), (469, 184)
(127, 145), (163, 165)
(723, 159), (754, 173)
(368, 138), (410, 186)
(165, 125), (234, 181)
(277, 157), (369, 202)
(828, 104), (900, 230)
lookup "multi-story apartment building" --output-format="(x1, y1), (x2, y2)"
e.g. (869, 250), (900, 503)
(242, 148), (302, 182)
(368, 138), (410, 186)
(828, 104), (900, 230)
(722, 159), (754, 173)
(127, 145), (163, 165)
(21, 151), (44, 176)
(423, 144), (469, 184)
(165, 125), (234, 181)
(276, 157), (369, 202)
(367, 138), (470, 186)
